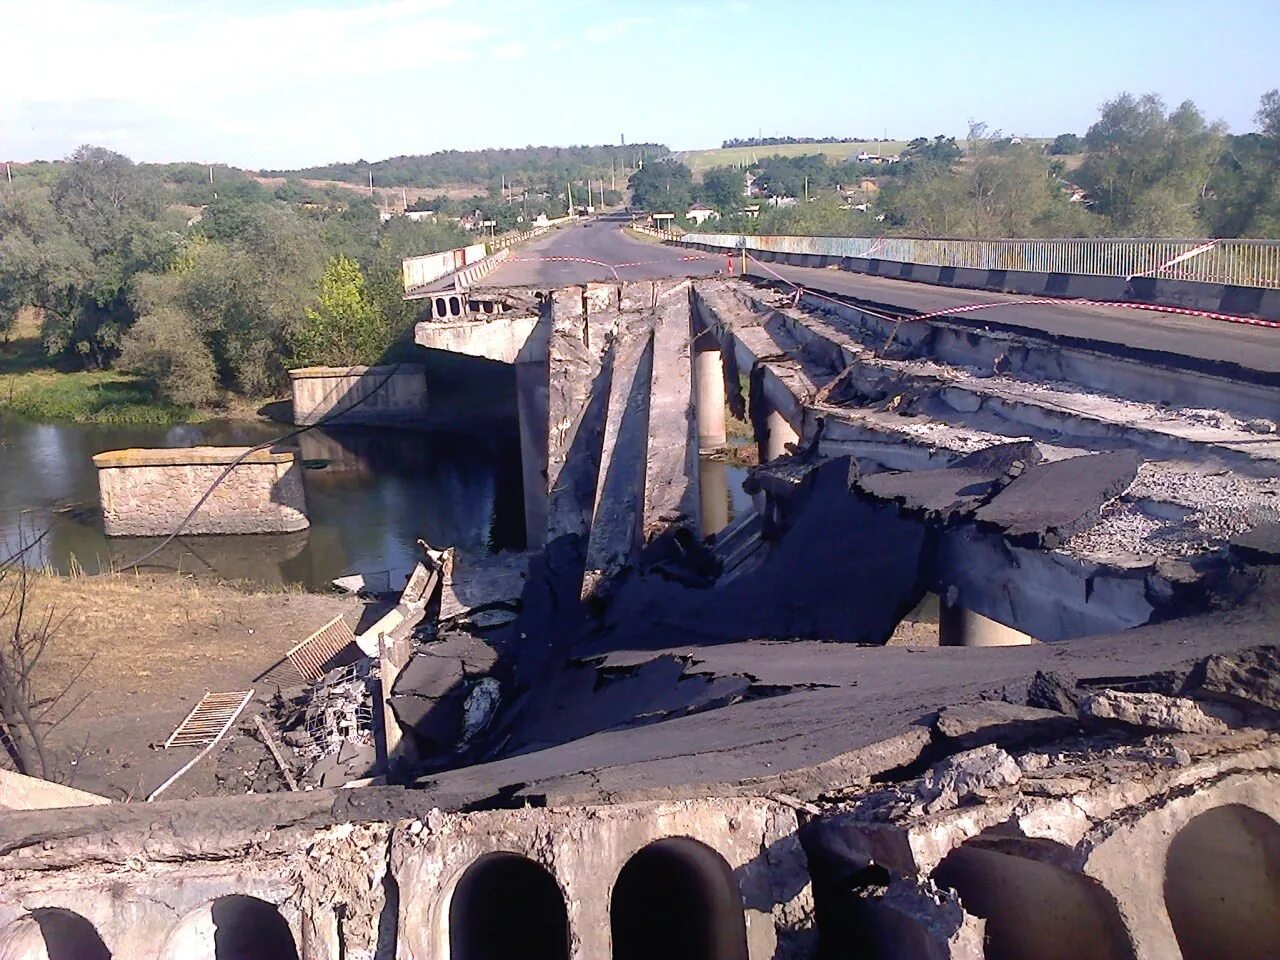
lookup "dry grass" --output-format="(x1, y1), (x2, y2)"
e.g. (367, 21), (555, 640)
(11, 571), (353, 717)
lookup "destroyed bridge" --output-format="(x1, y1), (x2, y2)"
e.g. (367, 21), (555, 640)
(4, 217), (1280, 960)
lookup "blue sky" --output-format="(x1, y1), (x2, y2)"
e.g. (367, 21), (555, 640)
(3, 0), (1277, 169)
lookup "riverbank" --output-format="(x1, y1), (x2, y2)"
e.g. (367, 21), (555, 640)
(0, 333), (274, 425)
(1, 568), (361, 800)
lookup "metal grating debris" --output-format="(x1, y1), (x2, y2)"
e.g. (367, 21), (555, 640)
(286, 615), (357, 682)
(300, 661), (377, 761)
(164, 690), (255, 749)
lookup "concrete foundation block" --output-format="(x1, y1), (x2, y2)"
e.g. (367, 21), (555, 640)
(93, 446), (310, 536)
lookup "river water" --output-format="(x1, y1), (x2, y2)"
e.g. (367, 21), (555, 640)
(0, 413), (752, 592)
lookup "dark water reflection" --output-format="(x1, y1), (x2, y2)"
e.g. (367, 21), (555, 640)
(0, 414), (525, 590)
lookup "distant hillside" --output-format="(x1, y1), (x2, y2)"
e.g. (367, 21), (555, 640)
(676, 141), (911, 174)
(263, 143), (669, 189)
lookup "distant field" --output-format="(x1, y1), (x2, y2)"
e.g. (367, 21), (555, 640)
(675, 141), (912, 173)
(675, 138), (1057, 173)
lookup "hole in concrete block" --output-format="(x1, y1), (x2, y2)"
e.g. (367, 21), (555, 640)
(160, 895), (298, 960)
(610, 837), (749, 960)
(434, 297), (448, 319)
(449, 852), (569, 960)
(0, 908), (111, 960)
(932, 843), (1133, 960)
(1164, 804), (1280, 960)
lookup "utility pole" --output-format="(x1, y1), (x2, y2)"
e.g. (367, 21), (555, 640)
(368, 169), (374, 196)
(567, 180), (574, 216)
(7, 162), (13, 184)
(611, 158), (616, 191)
(208, 164), (214, 185)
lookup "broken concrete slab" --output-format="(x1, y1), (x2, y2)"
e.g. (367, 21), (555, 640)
(1079, 689), (1241, 734)
(935, 701), (1075, 750)
(973, 450), (1141, 547)
(916, 744), (1022, 812)
(1232, 522), (1280, 565)
(1186, 646), (1280, 714)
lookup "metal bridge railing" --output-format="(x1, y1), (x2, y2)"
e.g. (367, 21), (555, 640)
(682, 234), (1280, 290)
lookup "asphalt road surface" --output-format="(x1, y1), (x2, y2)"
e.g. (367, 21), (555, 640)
(741, 256), (1280, 379)
(478, 213), (730, 286)
(478, 216), (1280, 378)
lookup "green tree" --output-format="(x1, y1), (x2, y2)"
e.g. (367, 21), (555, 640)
(133, 201), (325, 394)
(701, 166), (744, 212)
(289, 255), (390, 367)
(1049, 133), (1083, 155)
(1077, 94), (1225, 233)
(628, 160), (694, 213)
(118, 307), (218, 406)
(0, 184), (92, 342)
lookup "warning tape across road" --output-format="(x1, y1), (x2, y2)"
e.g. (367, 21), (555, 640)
(485, 251), (731, 281)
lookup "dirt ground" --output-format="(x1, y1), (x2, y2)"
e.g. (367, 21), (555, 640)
(2, 571), (361, 801)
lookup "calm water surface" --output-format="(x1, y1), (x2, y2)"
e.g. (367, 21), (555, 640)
(0, 414), (753, 591)
(0, 414), (526, 590)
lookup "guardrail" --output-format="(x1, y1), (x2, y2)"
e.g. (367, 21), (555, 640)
(685, 233), (1280, 290)
(629, 223), (684, 241)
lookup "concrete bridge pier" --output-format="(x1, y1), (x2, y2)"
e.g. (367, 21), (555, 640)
(415, 280), (701, 581)
(694, 341), (728, 451)
(763, 408), (801, 462)
(699, 457), (731, 539)
(938, 595), (1036, 647)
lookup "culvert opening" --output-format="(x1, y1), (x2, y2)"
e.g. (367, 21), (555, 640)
(932, 842), (1134, 960)
(0, 908), (111, 960)
(610, 837), (749, 960)
(161, 895), (298, 960)
(1164, 804), (1280, 960)
(449, 852), (568, 960)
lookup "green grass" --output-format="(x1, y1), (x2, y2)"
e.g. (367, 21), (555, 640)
(675, 141), (913, 174)
(0, 337), (196, 424)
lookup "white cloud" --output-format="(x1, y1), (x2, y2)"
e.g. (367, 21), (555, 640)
(583, 15), (649, 44)
(493, 40), (527, 61)
(0, 0), (520, 163)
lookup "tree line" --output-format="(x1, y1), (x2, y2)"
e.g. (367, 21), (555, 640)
(1, 147), (469, 407)
(263, 143), (667, 191)
(673, 91), (1280, 241)
(720, 136), (890, 148)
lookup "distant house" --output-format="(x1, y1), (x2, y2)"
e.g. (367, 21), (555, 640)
(743, 172), (761, 197)
(739, 204), (760, 219)
(768, 196), (798, 208)
(686, 203), (719, 225)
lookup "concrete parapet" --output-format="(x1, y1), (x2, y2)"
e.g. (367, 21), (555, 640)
(93, 446), (309, 536)
(0, 793), (812, 960)
(289, 364), (428, 426)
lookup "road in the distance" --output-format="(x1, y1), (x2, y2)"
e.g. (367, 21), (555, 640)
(477, 216), (1280, 378)
(478, 213), (730, 287)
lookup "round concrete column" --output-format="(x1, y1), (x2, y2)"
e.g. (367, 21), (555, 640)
(763, 409), (800, 462)
(694, 348), (728, 451)
(699, 457), (730, 539)
(939, 600), (1035, 647)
